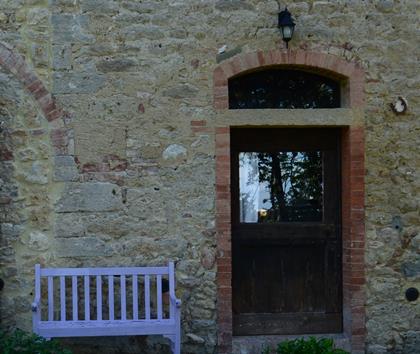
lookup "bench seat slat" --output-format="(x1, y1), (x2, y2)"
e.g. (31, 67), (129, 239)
(40, 267), (169, 277)
(96, 276), (102, 321)
(48, 277), (54, 321)
(120, 275), (126, 320)
(60, 276), (65, 321)
(37, 320), (177, 338)
(132, 275), (138, 320)
(109, 276), (114, 320)
(157, 275), (162, 320)
(145, 275), (150, 320)
(84, 276), (90, 321)
(72, 276), (78, 321)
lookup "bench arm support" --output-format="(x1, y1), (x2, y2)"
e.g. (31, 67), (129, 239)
(32, 298), (40, 313)
(32, 297), (41, 335)
(170, 295), (182, 308)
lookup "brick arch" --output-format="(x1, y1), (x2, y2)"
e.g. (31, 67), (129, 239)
(0, 42), (72, 156)
(213, 50), (366, 354)
(213, 49), (365, 109)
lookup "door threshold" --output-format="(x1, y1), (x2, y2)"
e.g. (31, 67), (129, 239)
(232, 333), (350, 354)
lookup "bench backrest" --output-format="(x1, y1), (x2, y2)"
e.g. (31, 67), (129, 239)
(34, 262), (177, 323)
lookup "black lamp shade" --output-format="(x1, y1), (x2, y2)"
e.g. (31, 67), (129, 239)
(278, 8), (295, 43)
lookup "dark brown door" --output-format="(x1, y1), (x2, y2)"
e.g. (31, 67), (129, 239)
(231, 128), (342, 336)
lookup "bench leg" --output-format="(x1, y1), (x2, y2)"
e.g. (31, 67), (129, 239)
(173, 333), (180, 354)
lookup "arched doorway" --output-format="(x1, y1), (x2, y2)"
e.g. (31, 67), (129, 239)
(229, 69), (342, 336)
(213, 50), (365, 353)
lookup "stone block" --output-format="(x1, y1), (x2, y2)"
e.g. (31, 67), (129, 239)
(53, 155), (79, 182)
(162, 84), (198, 98)
(56, 237), (108, 257)
(52, 44), (72, 70)
(401, 261), (420, 278)
(121, 24), (165, 41)
(215, 0), (254, 11)
(20, 161), (48, 185)
(54, 214), (86, 237)
(96, 58), (136, 73)
(162, 144), (187, 160)
(402, 331), (420, 354)
(80, 0), (119, 14)
(51, 14), (94, 43)
(55, 182), (123, 212)
(52, 71), (105, 94)
(22, 231), (50, 251)
(1, 223), (23, 240)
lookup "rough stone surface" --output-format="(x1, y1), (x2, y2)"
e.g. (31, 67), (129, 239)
(55, 182), (123, 212)
(53, 155), (78, 182)
(162, 144), (188, 160)
(0, 68), (55, 331)
(0, 1), (418, 354)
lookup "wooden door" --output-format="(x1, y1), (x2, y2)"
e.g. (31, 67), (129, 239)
(231, 128), (342, 336)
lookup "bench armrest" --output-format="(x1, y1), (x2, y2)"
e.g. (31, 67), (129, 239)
(170, 294), (182, 308)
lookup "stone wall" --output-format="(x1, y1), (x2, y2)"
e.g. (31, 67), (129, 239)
(0, 66), (56, 331)
(0, 1), (419, 353)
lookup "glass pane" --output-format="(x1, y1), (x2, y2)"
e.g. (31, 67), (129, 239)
(239, 151), (323, 223)
(229, 69), (340, 109)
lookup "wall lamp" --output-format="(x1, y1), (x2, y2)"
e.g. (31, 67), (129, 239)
(278, 8), (295, 49)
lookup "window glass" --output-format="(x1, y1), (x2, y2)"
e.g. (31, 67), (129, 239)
(239, 151), (323, 222)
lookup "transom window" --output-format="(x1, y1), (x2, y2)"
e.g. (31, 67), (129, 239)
(229, 69), (340, 109)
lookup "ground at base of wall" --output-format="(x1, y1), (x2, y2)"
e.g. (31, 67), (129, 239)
(59, 336), (172, 354)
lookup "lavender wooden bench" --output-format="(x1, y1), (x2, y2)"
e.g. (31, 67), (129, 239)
(32, 262), (181, 354)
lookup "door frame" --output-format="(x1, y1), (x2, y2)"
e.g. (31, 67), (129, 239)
(213, 50), (365, 354)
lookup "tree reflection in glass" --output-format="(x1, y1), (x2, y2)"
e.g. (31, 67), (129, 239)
(239, 151), (323, 223)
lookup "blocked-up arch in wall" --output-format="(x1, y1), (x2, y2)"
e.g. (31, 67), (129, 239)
(0, 43), (71, 331)
(0, 42), (73, 156)
(213, 50), (365, 354)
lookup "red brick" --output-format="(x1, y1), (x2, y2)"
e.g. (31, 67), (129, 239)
(46, 109), (63, 122)
(214, 67), (227, 87)
(215, 150), (229, 158)
(191, 127), (213, 134)
(215, 127), (229, 134)
(216, 185), (229, 193)
(217, 277), (231, 289)
(190, 120), (206, 127)
(295, 50), (306, 65)
(218, 287), (232, 297)
(217, 344), (232, 354)
(257, 50), (265, 66)
(214, 97), (229, 109)
(230, 56), (245, 76)
(264, 49), (277, 65)
(0, 145), (13, 161)
(216, 131), (230, 142)
(214, 85), (228, 98)
(242, 52), (259, 71)
(220, 61), (235, 79)
(26, 80), (44, 94)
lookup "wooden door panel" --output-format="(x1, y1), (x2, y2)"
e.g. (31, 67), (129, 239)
(231, 128), (342, 336)
(233, 223), (336, 242)
(233, 244), (329, 314)
(233, 313), (342, 336)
